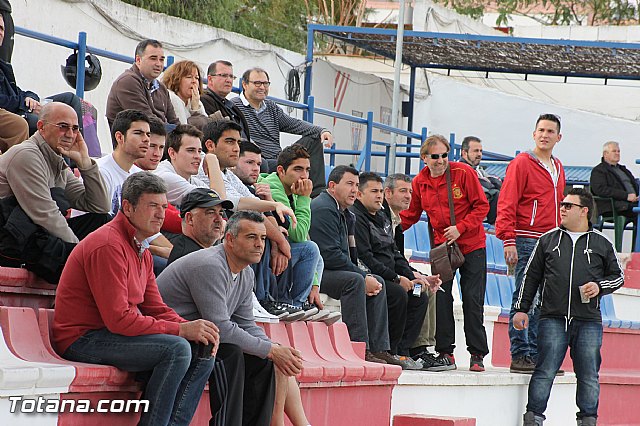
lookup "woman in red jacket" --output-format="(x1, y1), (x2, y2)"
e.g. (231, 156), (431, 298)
(401, 135), (490, 372)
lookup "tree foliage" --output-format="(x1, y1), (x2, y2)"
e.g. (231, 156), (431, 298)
(434, 0), (640, 26)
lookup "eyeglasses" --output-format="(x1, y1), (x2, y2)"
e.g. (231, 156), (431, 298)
(560, 202), (586, 210)
(211, 73), (236, 80)
(428, 152), (449, 160)
(248, 80), (271, 88)
(45, 122), (80, 133)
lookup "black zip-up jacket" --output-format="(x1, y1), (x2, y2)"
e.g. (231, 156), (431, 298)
(514, 226), (623, 322)
(589, 158), (638, 216)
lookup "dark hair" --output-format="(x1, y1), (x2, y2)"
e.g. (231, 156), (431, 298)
(111, 109), (150, 150)
(241, 67), (270, 89)
(327, 165), (359, 185)
(568, 187), (594, 220)
(240, 140), (261, 156)
(225, 210), (265, 238)
(384, 173), (412, 190)
(277, 143), (310, 171)
(358, 172), (383, 190)
(165, 124), (204, 160)
(201, 120), (243, 152)
(121, 172), (166, 209)
(207, 60), (233, 76)
(461, 136), (481, 152)
(148, 116), (166, 137)
(135, 39), (163, 58)
(536, 113), (561, 133)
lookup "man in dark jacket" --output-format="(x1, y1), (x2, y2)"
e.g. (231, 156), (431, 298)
(352, 172), (440, 368)
(515, 188), (623, 426)
(589, 141), (638, 218)
(200, 60), (251, 141)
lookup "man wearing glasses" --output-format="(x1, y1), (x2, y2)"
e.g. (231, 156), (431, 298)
(0, 102), (110, 283)
(515, 188), (622, 426)
(232, 67), (333, 198)
(201, 60), (252, 141)
(496, 113), (566, 374)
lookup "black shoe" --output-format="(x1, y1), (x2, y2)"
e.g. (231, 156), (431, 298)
(259, 300), (287, 318)
(414, 351), (456, 371)
(469, 353), (485, 372)
(510, 355), (536, 374)
(275, 303), (305, 321)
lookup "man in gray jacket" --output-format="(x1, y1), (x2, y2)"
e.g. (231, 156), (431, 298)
(158, 210), (305, 426)
(0, 102), (110, 282)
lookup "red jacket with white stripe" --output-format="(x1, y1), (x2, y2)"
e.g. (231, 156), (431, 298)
(400, 161), (489, 255)
(495, 152), (565, 247)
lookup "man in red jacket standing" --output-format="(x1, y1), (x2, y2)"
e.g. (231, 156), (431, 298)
(401, 135), (490, 372)
(495, 114), (566, 374)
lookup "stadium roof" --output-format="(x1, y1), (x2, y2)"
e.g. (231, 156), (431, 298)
(308, 24), (640, 81)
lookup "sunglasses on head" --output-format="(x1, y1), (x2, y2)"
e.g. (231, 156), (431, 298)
(428, 152), (449, 160)
(560, 202), (586, 210)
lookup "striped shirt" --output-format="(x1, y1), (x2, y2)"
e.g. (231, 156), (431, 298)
(231, 93), (325, 159)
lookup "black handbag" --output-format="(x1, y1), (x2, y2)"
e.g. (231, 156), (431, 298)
(428, 166), (465, 282)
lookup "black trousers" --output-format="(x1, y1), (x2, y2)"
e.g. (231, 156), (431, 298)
(385, 279), (429, 355)
(435, 248), (489, 356)
(261, 135), (326, 198)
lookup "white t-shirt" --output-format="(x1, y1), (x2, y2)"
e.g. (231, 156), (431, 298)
(567, 230), (587, 244)
(154, 160), (208, 207)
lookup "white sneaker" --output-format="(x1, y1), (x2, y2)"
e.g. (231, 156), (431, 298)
(252, 294), (280, 323)
(315, 311), (341, 325)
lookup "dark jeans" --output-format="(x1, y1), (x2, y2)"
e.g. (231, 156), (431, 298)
(509, 237), (539, 360)
(63, 329), (214, 426)
(527, 318), (602, 419)
(251, 239), (278, 302)
(208, 344), (275, 426)
(435, 248), (489, 356)
(24, 92), (84, 136)
(385, 279), (429, 355)
(320, 269), (390, 352)
(261, 135), (326, 198)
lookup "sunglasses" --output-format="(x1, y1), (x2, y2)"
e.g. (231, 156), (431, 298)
(428, 152), (449, 160)
(560, 202), (586, 210)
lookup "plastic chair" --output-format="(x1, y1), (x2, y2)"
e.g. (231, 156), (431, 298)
(485, 234), (496, 273)
(485, 273), (501, 308)
(496, 274), (515, 315)
(600, 294), (628, 329)
(491, 236), (508, 274)
(593, 195), (636, 252)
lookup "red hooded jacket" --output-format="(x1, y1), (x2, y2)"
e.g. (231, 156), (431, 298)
(400, 161), (489, 255)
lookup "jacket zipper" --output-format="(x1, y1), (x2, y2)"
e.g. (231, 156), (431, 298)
(567, 233), (576, 331)
(530, 200), (538, 226)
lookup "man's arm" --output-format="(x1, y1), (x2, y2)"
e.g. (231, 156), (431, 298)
(353, 213), (397, 280)
(155, 169), (200, 206)
(495, 158), (527, 247)
(399, 178), (423, 231)
(590, 165), (628, 201)
(597, 237), (624, 296)
(149, 234), (173, 259)
(272, 102), (325, 138)
(110, 73), (157, 118)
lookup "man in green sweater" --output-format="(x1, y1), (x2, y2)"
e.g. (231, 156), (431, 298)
(258, 143), (338, 322)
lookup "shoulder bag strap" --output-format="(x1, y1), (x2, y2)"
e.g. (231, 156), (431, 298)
(445, 165), (456, 226)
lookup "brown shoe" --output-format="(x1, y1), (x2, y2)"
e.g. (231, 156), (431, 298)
(365, 350), (387, 364)
(510, 355), (536, 374)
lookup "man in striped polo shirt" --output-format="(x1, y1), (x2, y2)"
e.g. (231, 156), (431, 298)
(231, 67), (332, 198)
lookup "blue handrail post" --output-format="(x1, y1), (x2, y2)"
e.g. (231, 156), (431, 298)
(449, 133), (456, 160)
(303, 26), (315, 114)
(76, 32), (87, 99)
(364, 111), (374, 171)
(167, 56), (174, 67)
(418, 127), (427, 171)
(307, 96), (315, 124)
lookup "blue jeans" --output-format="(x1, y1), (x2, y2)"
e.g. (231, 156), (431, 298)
(63, 329), (214, 426)
(509, 237), (539, 360)
(527, 318), (602, 419)
(276, 240), (323, 306)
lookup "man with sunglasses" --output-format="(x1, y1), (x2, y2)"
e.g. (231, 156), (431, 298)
(515, 188), (622, 426)
(0, 102), (110, 283)
(496, 113), (566, 374)
(231, 67), (332, 197)
(201, 60), (251, 141)
(400, 135), (490, 372)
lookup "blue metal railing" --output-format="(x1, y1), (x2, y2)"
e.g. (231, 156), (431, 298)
(15, 25), (511, 176)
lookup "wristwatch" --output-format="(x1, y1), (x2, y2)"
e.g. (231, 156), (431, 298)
(393, 275), (401, 284)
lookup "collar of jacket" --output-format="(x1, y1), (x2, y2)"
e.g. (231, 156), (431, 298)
(352, 198), (385, 227)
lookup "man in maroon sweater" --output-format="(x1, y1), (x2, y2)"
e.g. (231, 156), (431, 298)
(53, 171), (218, 426)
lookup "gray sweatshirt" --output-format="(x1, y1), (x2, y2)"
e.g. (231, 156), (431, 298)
(157, 244), (272, 358)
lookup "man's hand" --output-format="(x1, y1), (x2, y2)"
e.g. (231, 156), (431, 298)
(365, 275), (382, 296)
(58, 130), (91, 169)
(423, 274), (443, 293)
(179, 319), (220, 345)
(268, 344), (303, 376)
(628, 193), (638, 202)
(504, 246), (518, 267)
(443, 225), (460, 243)
(398, 275), (413, 292)
(270, 242), (289, 276)
(513, 312), (529, 330)
(291, 179), (313, 197)
(307, 286), (324, 309)
(254, 183), (273, 201)
(203, 153), (220, 177)
(25, 97), (41, 114)
(581, 281), (600, 299)
(273, 203), (297, 229)
(320, 131), (333, 148)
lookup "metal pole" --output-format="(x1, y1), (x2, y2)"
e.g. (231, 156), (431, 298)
(76, 32), (87, 99)
(405, 66), (416, 174)
(303, 27), (315, 121)
(388, 0), (406, 174)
